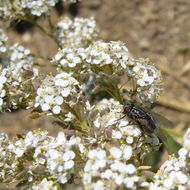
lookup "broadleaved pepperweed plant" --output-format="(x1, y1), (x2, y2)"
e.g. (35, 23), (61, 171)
(0, 1), (188, 190)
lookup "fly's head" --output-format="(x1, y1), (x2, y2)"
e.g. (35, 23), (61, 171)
(123, 103), (134, 115)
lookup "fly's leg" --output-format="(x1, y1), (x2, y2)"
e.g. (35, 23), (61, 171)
(115, 114), (127, 122)
(133, 133), (146, 150)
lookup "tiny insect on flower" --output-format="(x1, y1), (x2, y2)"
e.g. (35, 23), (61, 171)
(118, 102), (172, 145)
(123, 103), (156, 135)
(115, 102), (159, 147)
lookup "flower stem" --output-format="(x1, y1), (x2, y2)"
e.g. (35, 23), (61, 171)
(17, 15), (61, 48)
(47, 15), (54, 33)
(30, 53), (51, 61)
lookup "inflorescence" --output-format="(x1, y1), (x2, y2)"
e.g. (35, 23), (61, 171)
(0, 1), (187, 189)
(0, 0), (80, 18)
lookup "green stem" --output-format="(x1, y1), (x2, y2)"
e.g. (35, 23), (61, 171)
(17, 16), (61, 48)
(98, 73), (123, 104)
(56, 112), (89, 134)
(30, 53), (51, 61)
(63, 104), (91, 132)
(113, 82), (124, 104)
(80, 121), (90, 132)
(47, 15), (54, 32)
(132, 78), (137, 92)
(100, 84), (117, 100)
(119, 79), (129, 90)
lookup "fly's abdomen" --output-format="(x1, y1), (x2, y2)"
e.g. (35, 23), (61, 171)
(130, 106), (156, 133)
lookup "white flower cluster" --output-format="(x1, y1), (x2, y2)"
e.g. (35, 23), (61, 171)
(5, 130), (78, 187)
(149, 128), (190, 189)
(0, 1), (18, 20)
(8, 43), (36, 79)
(149, 157), (190, 190)
(45, 132), (76, 184)
(32, 178), (58, 190)
(86, 42), (163, 103)
(53, 41), (129, 74)
(34, 72), (82, 115)
(21, 0), (59, 16)
(0, 43), (38, 112)
(85, 41), (129, 69)
(89, 99), (160, 160)
(92, 98), (123, 129)
(53, 46), (86, 73)
(131, 58), (163, 103)
(0, 66), (7, 110)
(0, 133), (12, 180)
(53, 41), (163, 102)
(0, 0), (81, 19)
(0, 29), (8, 53)
(83, 147), (140, 190)
(54, 17), (99, 48)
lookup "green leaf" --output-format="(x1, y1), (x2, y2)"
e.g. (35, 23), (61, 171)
(162, 131), (182, 156)
(144, 150), (163, 172)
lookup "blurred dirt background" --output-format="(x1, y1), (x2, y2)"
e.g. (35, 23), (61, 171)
(1, 0), (190, 147)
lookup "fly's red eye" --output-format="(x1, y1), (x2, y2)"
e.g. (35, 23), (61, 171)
(123, 104), (131, 114)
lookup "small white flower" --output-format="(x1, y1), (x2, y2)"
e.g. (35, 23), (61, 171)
(55, 52), (63, 61)
(122, 146), (133, 160)
(112, 131), (122, 139)
(115, 175), (124, 185)
(88, 149), (98, 159)
(54, 96), (63, 105)
(52, 105), (61, 114)
(42, 103), (50, 111)
(126, 164), (136, 174)
(126, 136), (134, 144)
(178, 148), (188, 157)
(110, 147), (122, 159)
(177, 172), (188, 184)
(64, 160), (74, 170)
(101, 169), (112, 179)
(61, 88), (70, 97)
(96, 150), (106, 160)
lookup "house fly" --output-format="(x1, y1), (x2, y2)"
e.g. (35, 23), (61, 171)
(123, 103), (156, 134)
(118, 102), (182, 154)
(119, 102), (169, 143)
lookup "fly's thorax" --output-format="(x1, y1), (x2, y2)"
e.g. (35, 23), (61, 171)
(123, 103), (157, 133)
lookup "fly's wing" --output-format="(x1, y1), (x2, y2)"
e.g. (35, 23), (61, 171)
(151, 112), (182, 155)
(151, 112), (174, 143)
(154, 125), (182, 156)
(151, 112), (174, 129)
(154, 127), (167, 143)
